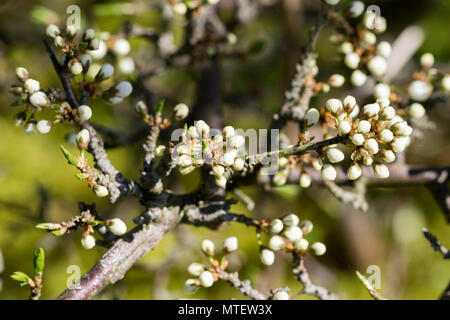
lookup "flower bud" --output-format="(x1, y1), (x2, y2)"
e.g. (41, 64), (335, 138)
(173, 2), (188, 15)
(337, 120), (351, 135)
(78, 105), (93, 121)
(95, 63), (114, 81)
(408, 80), (433, 102)
(340, 41), (353, 54)
(201, 239), (215, 256)
(88, 38), (100, 51)
(373, 163), (389, 178)
(113, 38), (131, 56)
(343, 95), (357, 111)
(273, 291), (289, 300)
(24, 78), (40, 93)
(273, 171), (287, 186)
(221, 151), (237, 167)
(81, 234), (96, 250)
(362, 31), (376, 46)
(328, 74), (345, 87)
(178, 155), (193, 167)
(377, 97), (390, 108)
(379, 129), (394, 143)
(76, 129), (90, 149)
(325, 0), (340, 5)
(54, 36), (65, 48)
(321, 164), (337, 181)
(118, 56), (135, 74)
(381, 149), (395, 163)
(212, 165), (225, 177)
(305, 108), (320, 126)
(380, 106), (396, 120)
(362, 103), (380, 118)
(270, 219), (284, 234)
(174, 103), (189, 120)
(199, 270), (215, 288)
(374, 83), (391, 99)
(391, 121), (412, 136)
(300, 220), (313, 235)
(350, 133), (365, 146)
(442, 75), (450, 92)
(224, 236), (238, 252)
(228, 135), (245, 149)
(299, 173), (311, 188)
(294, 238), (309, 251)
(184, 279), (199, 294)
(351, 69), (367, 87)
(260, 248), (275, 266)
(107, 218), (127, 236)
(83, 29), (96, 41)
(283, 226), (303, 241)
(408, 103), (425, 119)
(312, 158), (323, 171)
(367, 56), (387, 77)
(283, 214), (299, 227)
(325, 98), (343, 114)
(66, 25), (78, 38)
(114, 81), (133, 98)
(69, 60), (83, 76)
(36, 120), (52, 134)
(357, 120), (371, 134)
(94, 185), (109, 197)
(187, 263), (204, 277)
(347, 163), (362, 180)
(390, 138), (405, 153)
(46, 24), (60, 38)
(24, 123), (36, 135)
(16, 67), (29, 82)
(179, 166), (196, 175)
(364, 138), (379, 155)
(311, 242), (326, 256)
(346, 1), (365, 17)
(376, 41), (391, 58)
(327, 148), (345, 163)
(420, 53), (434, 69)
(13, 112), (27, 127)
(232, 158), (245, 171)
(222, 126), (235, 139)
(195, 120), (210, 138)
(344, 52), (360, 69)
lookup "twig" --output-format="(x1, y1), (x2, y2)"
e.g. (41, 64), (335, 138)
(215, 269), (266, 300)
(422, 228), (449, 259)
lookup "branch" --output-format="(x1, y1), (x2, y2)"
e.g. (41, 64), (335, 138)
(422, 228), (449, 259)
(215, 269), (266, 300)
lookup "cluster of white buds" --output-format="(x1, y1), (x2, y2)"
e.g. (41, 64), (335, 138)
(173, 123), (246, 188)
(323, 95), (413, 181)
(260, 214), (325, 266)
(111, 37), (135, 74)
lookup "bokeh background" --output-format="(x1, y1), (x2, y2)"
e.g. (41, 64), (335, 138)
(0, 0), (449, 299)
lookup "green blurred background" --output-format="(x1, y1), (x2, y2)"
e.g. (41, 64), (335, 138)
(0, 0), (449, 299)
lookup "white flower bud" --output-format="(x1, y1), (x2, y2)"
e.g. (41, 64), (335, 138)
(24, 79), (40, 93)
(408, 103), (425, 119)
(362, 31), (376, 46)
(325, 0), (340, 5)
(222, 126), (235, 139)
(328, 74), (345, 87)
(374, 83), (391, 99)
(305, 108), (320, 126)
(337, 121), (351, 135)
(299, 173), (311, 188)
(300, 220), (314, 234)
(344, 52), (360, 69)
(391, 121), (412, 136)
(284, 226), (303, 241)
(228, 135), (245, 149)
(179, 166), (196, 175)
(283, 214), (299, 227)
(69, 61), (83, 75)
(270, 219), (284, 234)
(373, 163), (389, 178)
(374, 16), (387, 33)
(16, 67), (29, 81)
(106, 218), (127, 236)
(46, 24), (60, 38)
(351, 69), (367, 87)
(376, 41), (392, 58)
(377, 97), (390, 109)
(118, 56), (135, 74)
(81, 234), (96, 250)
(273, 290), (289, 300)
(178, 155), (193, 167)
(408, 80), (433, 102)
(381, 149), (396, 163)
(357, 120), (371, 134)
(380, 106), (396, 120)
(390, 138), (406, 153)
(294, 238), (309, 251)
(54, 36), (65, 48)
(174, 103), (189, 120)
(311, 242), (326, 256)
(195, 120), (210, 138)
(30, 92), (50, 108)
(363, 156), (374, 167)
(312, 158), (323, 171)
(321, 164), (337, 181)
(268, 235), (285, 251)
(76, 129), (90, 148)
(273, 171), (287, 186)
(442, 75), (450, 92)
(221, 151), (237, 167)
(36, 120), (52, 134)
(232, 158), (245, 171)
(278, 157), (289, 168)
(83, 29), (96, 41)
(343, 95), (357, 112)
(188, 263), (204, 277)
(173, 2), (187, 15)
(325, 98), (343, 114)
(24, 123), (36, 135)
(184, 279), (199, 294)
(113, 38), (131, 56)
(362, 103), (380, 118)
(94, 185), (109, 198)
(201, 239), (215, 256)
(379, 129), (394, 143)
(224, 236), (238, 252)
(347, 163), (362, 180)
(346, 1), (365, 17)
(199, 271), (215, 288)
(96, 63), (114, 81)
(66, 25), (78, 38)
(260, 248), (275, 266)
(350, 133), (365, 146)
(78, 105), (93, 121)
(155, 145), (166, 157)
(364, 138), (379, 155)
(367, 56), (387, 77)
(212, 165), (225, 177)
(327, 148), (345, 163)
(340, 41), (353, 54)
(349, 105), (360, 118)
(114, 81), (133, 98)
(420, 53), (434, 69)
(88, 40), (107, 60)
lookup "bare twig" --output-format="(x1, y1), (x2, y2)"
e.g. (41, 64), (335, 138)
(422, 228), (449, 259)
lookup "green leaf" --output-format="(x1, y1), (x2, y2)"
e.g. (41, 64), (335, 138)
(33, 248), (45, 274)
(51, 230), (65, 237)
(75, 173), (86, 180)
(60, 145), (78, 166)
(10, 271), (31, 286)
(35, 222), (59, 230)
(10, 100), (23, 107)
(155, 100), (165, 113)
(89, 220), (103, 227)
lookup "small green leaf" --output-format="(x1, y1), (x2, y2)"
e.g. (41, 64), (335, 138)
(51, 230), (65, 237)
(75, 173), (86, 180)
(10, 271), (31, 286)
(155, 100), (165, 113)
(89, 220), (103, 227)
(10, 100), (23, 107)
(60, 145), (78, 166)
(33, 248), (45, 274)
(35, 222), (60, 230)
